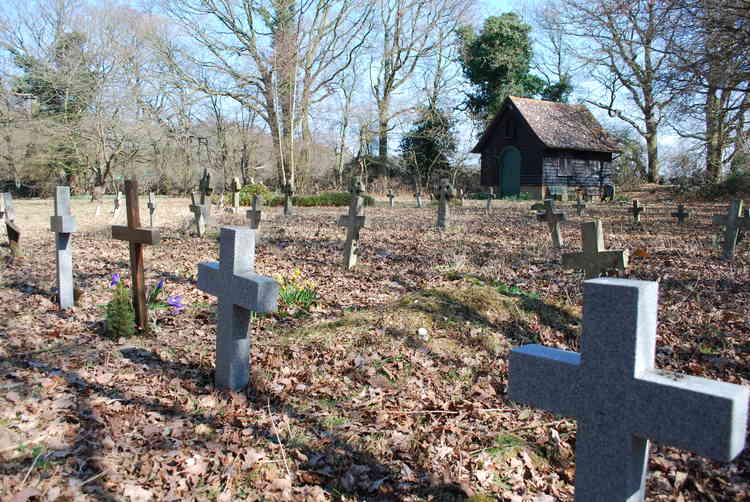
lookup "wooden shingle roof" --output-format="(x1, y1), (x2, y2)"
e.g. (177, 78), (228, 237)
(471, 96), (621, 153)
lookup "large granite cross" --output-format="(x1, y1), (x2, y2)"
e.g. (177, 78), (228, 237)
(282, 182), (295, 216)
(197, 227), (279, 390)
(437, 178), (454, 229)
(2, 192), (20, 258)
(536, 199), (566, 248)
(628, 199), (645, 223)
(712, 200), (750, 260)
(112, 179), (160, 331)
(50, 187), (76, 308)
(246, 195), (262, 230)
(562, 220), (628, 279)
(338, 179), (367, 269)
(190, 192), (215, 237)
(147, 192), (157, 227)
(670, 204), (689, 224)
(509, 278), (748, 502)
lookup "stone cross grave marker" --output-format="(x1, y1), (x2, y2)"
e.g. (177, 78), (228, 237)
(562, 220), (628, 279)
(414, 189), (423, 208)
(3, 192), (21, 259)
(197, 227), (279, 390)
(231, 177), (242, 213)
(574, 197), (587, 217)
(246, 195), (262, 230)
(437, 178), (454, 229)
(387, 190), (395, 208)
(628, 199), (645, 223)
(199, 168), (213, 204)
(486, 186), (494, 211)
(50, 186), (76, 308)
(112, 179), (161, 331)
(536, 199), (566, 248)
(190, 192), (216, 237)
(670, 203), (689, 224)
(509, 278), (749, 502)
(147, 192), (157, 227)
(92, 186), (104, 217)
(338, 179), (367, 269)
(712, 199), (750, 260)
(282, 182), (295, 216)
(111, 191), (122, 220)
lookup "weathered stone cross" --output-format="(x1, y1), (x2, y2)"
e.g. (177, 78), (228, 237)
(147, 192), (157, 227)
(486, 186), (494, 211)
(574, 197), (587, 217)
(2, 192), (20, 259)
(387, 190), (395, 208)
(414, 189), (423, 208)
(50, 186), (76, 308)
(199, 168), (213, 204)
(562, 220), (628, 279)
(246, 195), (262, 230)
(338, 179), (367, 269)
(536, 199), (566, 248)
(712, 199), (750, 260)
(509, 278), (749, 502)
(628, 199), (645, 223)
(670, 204), (689, 224)
(190, 192), (215, 237)
(436, 178), (454, 229)
(112, 179), (161, 331)
(282, 182), (295, 216)
(197, 227), (279, 390)
(230, 177), (242, 213)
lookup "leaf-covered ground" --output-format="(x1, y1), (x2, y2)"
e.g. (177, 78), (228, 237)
(1, 187), (749, 501)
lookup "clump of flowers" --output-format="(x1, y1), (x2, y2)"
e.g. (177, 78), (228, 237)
(273, 268), (319, 314)
(105, 273), (135, 338)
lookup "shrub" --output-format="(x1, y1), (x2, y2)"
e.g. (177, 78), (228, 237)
(238, 183), (273, 205)
(266, 191), (374, 207)
(105, 278), (135, 338)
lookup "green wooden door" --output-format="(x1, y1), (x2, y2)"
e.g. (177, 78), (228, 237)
(500, 148), (521, 197)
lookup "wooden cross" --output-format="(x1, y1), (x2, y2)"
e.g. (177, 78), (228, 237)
(282, 182), (295, 216)
(486, 186), (494, 211)
(437, 178), (454, 229)
(387, 190), (395, 208)
(197, 227), (279, 390)
(670, 204), (689, 224)
(338, 181), (367, 269)
(50, 186), (77, 308)
(509, 278), (748, 501)
(190, 192), (215, 237)
(562, 220), (628, 279)
(574, 197), (587, 216)
(536, 199), (566, 248)
(628, 199), (645, 223)
(112, 179), (160, 331)
(246, 195), (262, 230)
(231, 177), (242, 212)
(147, 192), (157, 227)
(712, 200), (750, 260)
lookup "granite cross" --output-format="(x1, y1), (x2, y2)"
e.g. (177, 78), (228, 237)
(3, 192), (20, 259)
(112, 191), (122, 220)
(437, 178), (454, 229)
(50, 186), (76, 308)
(190, 191), (215, 237)
(197, 227), (279, 390)
(628, 199), (645, 223)
(246, 195), (262, 230)
(574, 197), (587, 217)
(414, 189), (423, 208)
(712, 200), (750, 260)
(562, 220), (628, 279)
(231, 177), (242, 213)
(536, 199), (566, 248)
(486, 186), (494, 211)
(387, 190), (395, 208)
(509, 278), (749, 502)
(112, 179), (160, 331)
(670, 204), (689, 224)
(147, 192), (157, 227)
(338, 179), (367, 269)
(283, 182), (295, 216)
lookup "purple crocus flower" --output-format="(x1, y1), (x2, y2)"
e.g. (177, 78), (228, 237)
(156, 279), (164, 290)
(110, 273), (121, 286)
(167, 295), (185, 313)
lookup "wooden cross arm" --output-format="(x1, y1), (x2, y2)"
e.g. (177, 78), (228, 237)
(537, 212), (566, 222)
(246, 209), (262, 218)
(198, 262), (280, 313)
(112, 226), (161, 245)
(631, 370), (748, 461)
(50, 215), (76, 233)
(508, 345), (581, 418)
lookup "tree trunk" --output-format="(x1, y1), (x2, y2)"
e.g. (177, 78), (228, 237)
(705, 87), (723, 183)
(645, 121), (659, 183)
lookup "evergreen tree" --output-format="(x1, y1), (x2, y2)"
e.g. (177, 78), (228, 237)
(399, 106), (457, 186)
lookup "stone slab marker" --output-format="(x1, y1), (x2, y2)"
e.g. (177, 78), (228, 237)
(436, 178), (454, 229)
(712, 200), (750, 260)
(574, 197), (587, 217)
(246, 195), (262, 230)
(197, 227), (279, 390)
(338, 179), (367, 269)
(670, 204), (689, 224)
(50, 187), (76, 308)
(536, 199), (566, 248)
(147, 192), (157, 227)
(509, 278), (749, 502)
(231, 177), (241, 213)
(486, 187), (494, 211)
(628, 199), (644, 223)
(283, 182), (295, 216)
(387, 190), (395, 208)
(112, 179), (160, 331)
(562, 220), (628, 279)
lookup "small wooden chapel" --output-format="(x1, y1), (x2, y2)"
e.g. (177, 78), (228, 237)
(471, 96), (621, 199)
